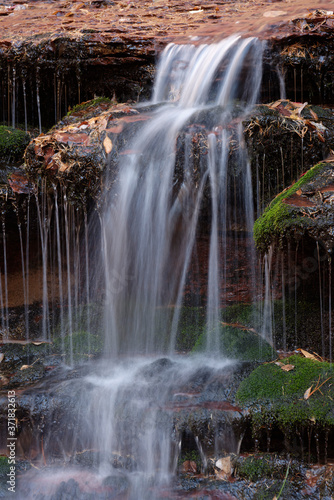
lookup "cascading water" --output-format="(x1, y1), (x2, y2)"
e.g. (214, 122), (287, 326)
(13, 36), (267, 499)
(101, 35), (263, 356)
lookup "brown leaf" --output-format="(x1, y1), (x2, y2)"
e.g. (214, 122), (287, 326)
(304, 386), (313, 400)
(0, 353), (4, 363)
(281, 364), (295, 372)
(296, 189), (302, 195)
(317, 132), (326, 143)
(20, 365), (31, 371)
(103, 136), (113, 154)
(298, 349), (320, 361)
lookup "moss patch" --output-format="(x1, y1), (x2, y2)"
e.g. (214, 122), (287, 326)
(192, 325), (275, 362)
(236, 354), (334, 430)
(53, 330), (103, 363)
(0, 126), (30, 161)
(67, 97), (112, 117)
(253, 162), (325, 252)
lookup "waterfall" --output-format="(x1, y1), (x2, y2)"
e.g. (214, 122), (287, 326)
(101, 35), (264, 356)
(13, 36), (267, 499)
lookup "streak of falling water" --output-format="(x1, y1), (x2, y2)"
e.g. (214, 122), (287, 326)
(316, 241), (325, 357)
(84, 208), (90, 345)
(36, 69), (42, 134)
(25, 196), (30, 338)
(262, 246), (273, 346)
(13, 199), (29, 337)
(63, 188), (73, 365)
(53, 185), (64, 347)
(12, 67), (16, 129)
(35, 183), (52, 340)
(1, 213), (8, 335)
(276, 65), (286, 100)
(206, 133), (220, 351)
(22, 76), (28, 132)
(329, 255), (332, 363)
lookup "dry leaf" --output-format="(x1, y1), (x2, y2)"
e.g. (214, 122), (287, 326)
(270, 100), (282, 109)
(20, 365), (30, 370)
(103, 136), (113, 154)
(296, 189), (302, 195)
(281, 364), (295, 372)
(0, 353), (4, 363)
(304, 386), (313, 400)
(32, 342), (43, 346)
(298, 349), (320, 361)
(275, 361), (283, 367)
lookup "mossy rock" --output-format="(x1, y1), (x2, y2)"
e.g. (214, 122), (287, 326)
(0, 126), (30, 161)
(253, 162), (327, 252)
(53, 330), (103, 363)
(192, 325), (275, 362)
(236, 354), (334, 430)
(174, 307), (206, 351)
(66, 97), (113, 118)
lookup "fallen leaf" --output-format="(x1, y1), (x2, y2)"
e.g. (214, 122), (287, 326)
(298, 349), (320, 361)
(103, 136), (112, 154)
(181, 460), (197, 474)
(281, 364), (295, 371)
(275, 361), (283, 367)
(32, 342), (43, 346)
(304, 386), (313, 400)
(0, 353), (3, 363)
(20, 365), (30, 370)
(296, 189), (302, 195)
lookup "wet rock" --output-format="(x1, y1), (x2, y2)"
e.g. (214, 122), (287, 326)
(23, 98), (334, 221)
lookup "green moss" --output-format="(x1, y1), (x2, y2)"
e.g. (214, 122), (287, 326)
(235, 455), (274, 481)
(253, 162), (326, 252)
(236, 355), (334, 429)
(0, 456), (10, 476)
(192, 325), (275, 361)
(174, 307), (206, 351)
(0, 126), (30, 161)
(67, 97), (112, 116)
(53, 330), (103, 362)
